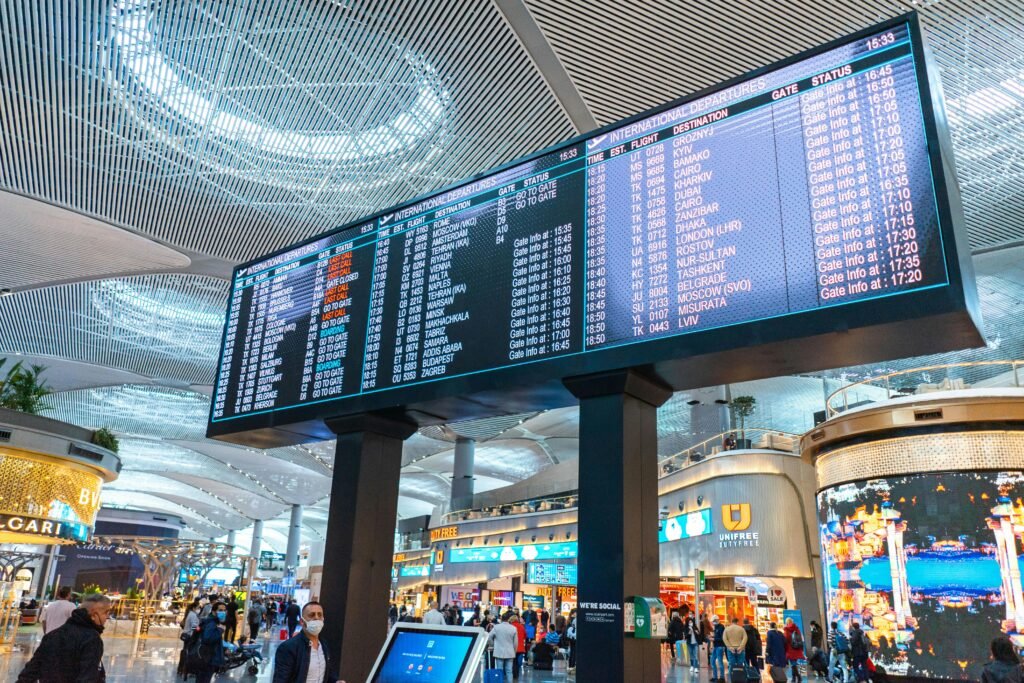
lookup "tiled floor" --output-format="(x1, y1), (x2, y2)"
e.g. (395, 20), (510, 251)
(0, 626), (803, 682)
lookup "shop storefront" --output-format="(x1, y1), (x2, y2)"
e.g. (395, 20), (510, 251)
(391, 549), (433, 616)
(657, 449), (823, 634)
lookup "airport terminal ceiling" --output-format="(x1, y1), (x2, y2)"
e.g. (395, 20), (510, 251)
(0, 0), (1023, 547)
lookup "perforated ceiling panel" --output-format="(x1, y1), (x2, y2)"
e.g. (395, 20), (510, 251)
(0, 274), (227, 385)
(0, 190), (190, 291)
(46, 385), (210, 440)
(526, 0), (1024, 251)
(0, 0), (575, 262)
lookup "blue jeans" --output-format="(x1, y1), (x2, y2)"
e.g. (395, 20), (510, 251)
(496, 657), (514, 681)
(830, 651), (849, 681)
(711, 646), (726, 679)
(689, 642), (700, 668)
(727, 649), (746, 669)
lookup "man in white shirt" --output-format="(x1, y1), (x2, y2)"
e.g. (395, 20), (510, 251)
(39, 587), (76, 634)
(422, 601), (446, 625)
(271, 600), (345, 683)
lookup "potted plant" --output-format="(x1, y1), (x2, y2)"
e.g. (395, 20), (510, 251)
(92, 427), (119, 453)
(729, 396), (757, 448)
(0, 358), (52, 414)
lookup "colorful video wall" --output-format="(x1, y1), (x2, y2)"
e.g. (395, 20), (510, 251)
(818, 470), (1024, 680)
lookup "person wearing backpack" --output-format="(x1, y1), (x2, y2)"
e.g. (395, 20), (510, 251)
(829, 621), (851, 682)
(178, 599), (202, 676)
(784, 618), (804, 683)
(849, 622), (870, 682)
(189, 601), (237, 683)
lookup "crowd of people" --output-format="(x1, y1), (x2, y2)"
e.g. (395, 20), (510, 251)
(12, 588), (1024, 682)
(663, 608), (1024, 683)
(390, 600), (577, 680)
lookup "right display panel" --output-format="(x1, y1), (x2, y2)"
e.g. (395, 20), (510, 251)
(819, 471), (1024, 679)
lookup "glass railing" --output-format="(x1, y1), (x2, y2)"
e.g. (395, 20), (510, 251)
(657, 428), (800, 475)
(825, 360), (1024, 418)
(442, 493), (579, 524)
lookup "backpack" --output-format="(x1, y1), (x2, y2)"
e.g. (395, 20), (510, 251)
(835, 631), (850, 653)
(184, 628), (216, 672)
(790, 628), (804, 650)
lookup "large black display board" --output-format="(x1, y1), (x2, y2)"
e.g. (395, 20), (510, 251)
(209, 15), (980, 444)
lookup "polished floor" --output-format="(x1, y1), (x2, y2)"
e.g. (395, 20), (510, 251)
(0, 627), (811, 682)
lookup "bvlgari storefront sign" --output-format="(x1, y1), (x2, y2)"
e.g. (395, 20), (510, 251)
(0, 512), (89, 542)
(0, 445), (107, 544)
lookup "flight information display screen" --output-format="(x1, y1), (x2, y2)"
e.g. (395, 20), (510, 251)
(210, 18), (952, 434)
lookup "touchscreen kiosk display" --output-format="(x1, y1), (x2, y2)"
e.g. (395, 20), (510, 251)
(369, 625), (483, 683)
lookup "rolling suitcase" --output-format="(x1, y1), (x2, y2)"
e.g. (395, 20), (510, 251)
(730, 662), (749, 683)
(483, 670), (503, 683)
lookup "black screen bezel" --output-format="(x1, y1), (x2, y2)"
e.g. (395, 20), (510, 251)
(208, 12), (977, 441)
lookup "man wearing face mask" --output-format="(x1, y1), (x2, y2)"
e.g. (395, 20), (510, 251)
(192, 601), (238, 683)
(273, 601), (345, 683)
(17, 593), (112, 682)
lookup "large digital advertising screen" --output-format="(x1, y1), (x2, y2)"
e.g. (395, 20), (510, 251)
(449, 541), (577, 564)
(208, 14), (977, 442)
(818, 470), (1024, 680)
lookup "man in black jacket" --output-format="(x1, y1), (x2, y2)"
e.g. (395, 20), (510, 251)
(285, 599), (301, 636)
(273, 601), (344, 683)
(742, 617), (762, 670)
(17, 593), (112, 682)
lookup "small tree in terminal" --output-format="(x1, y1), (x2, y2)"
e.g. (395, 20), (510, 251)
(729, 395), (757, 446)
(0, 358), (52, 414)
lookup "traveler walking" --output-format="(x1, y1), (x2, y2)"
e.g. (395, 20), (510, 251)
(784, 618), (805, 683)
(422, 601), (446, 625)
(766, 622), (788, 683)
(848, 622), (870, 682)
(190, 601), (238, 683)
(810, 621), (823, 653)
(285, 599), (301, 636)
(702, 613), (715, 669)
(566, 612), (577, 674)
(981, 636), (1023, 683)
(511, 614), (527, 680)
(711, 615), (726, 682)
(743, 617), (762, 671)
(266, 599), (278, 631)
(17, 593), (112, 683)
(685, 611), (701, 673)
(39, 586), (76, 635)
(225, 596), (239, 642)
(724, 617), (748, 673)
(247, 598), (265, 643)
(488, 612), (518, 681)
(388, 603), (398, 628)
(178, 598), (202, 676)
(273, 601), (344, 683)
(828, 621), (851, 682)
(668, 611), (685, 664)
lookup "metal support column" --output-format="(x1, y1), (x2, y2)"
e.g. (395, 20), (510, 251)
(321, 413), (416, 683)
(565, 369), (671, 683)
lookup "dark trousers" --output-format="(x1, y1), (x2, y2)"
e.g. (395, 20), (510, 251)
(852, 654), (869, 681)
(513, 652), (523, 679)
(568, 641), (576, 668)
(791, 659), (803, 682)
(248, 619), (260, 642)
(746, 650), (759, 669)
(194, 667), (215, 683)
(287, 618), (298, 635)
(225, 621), (236, 642)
